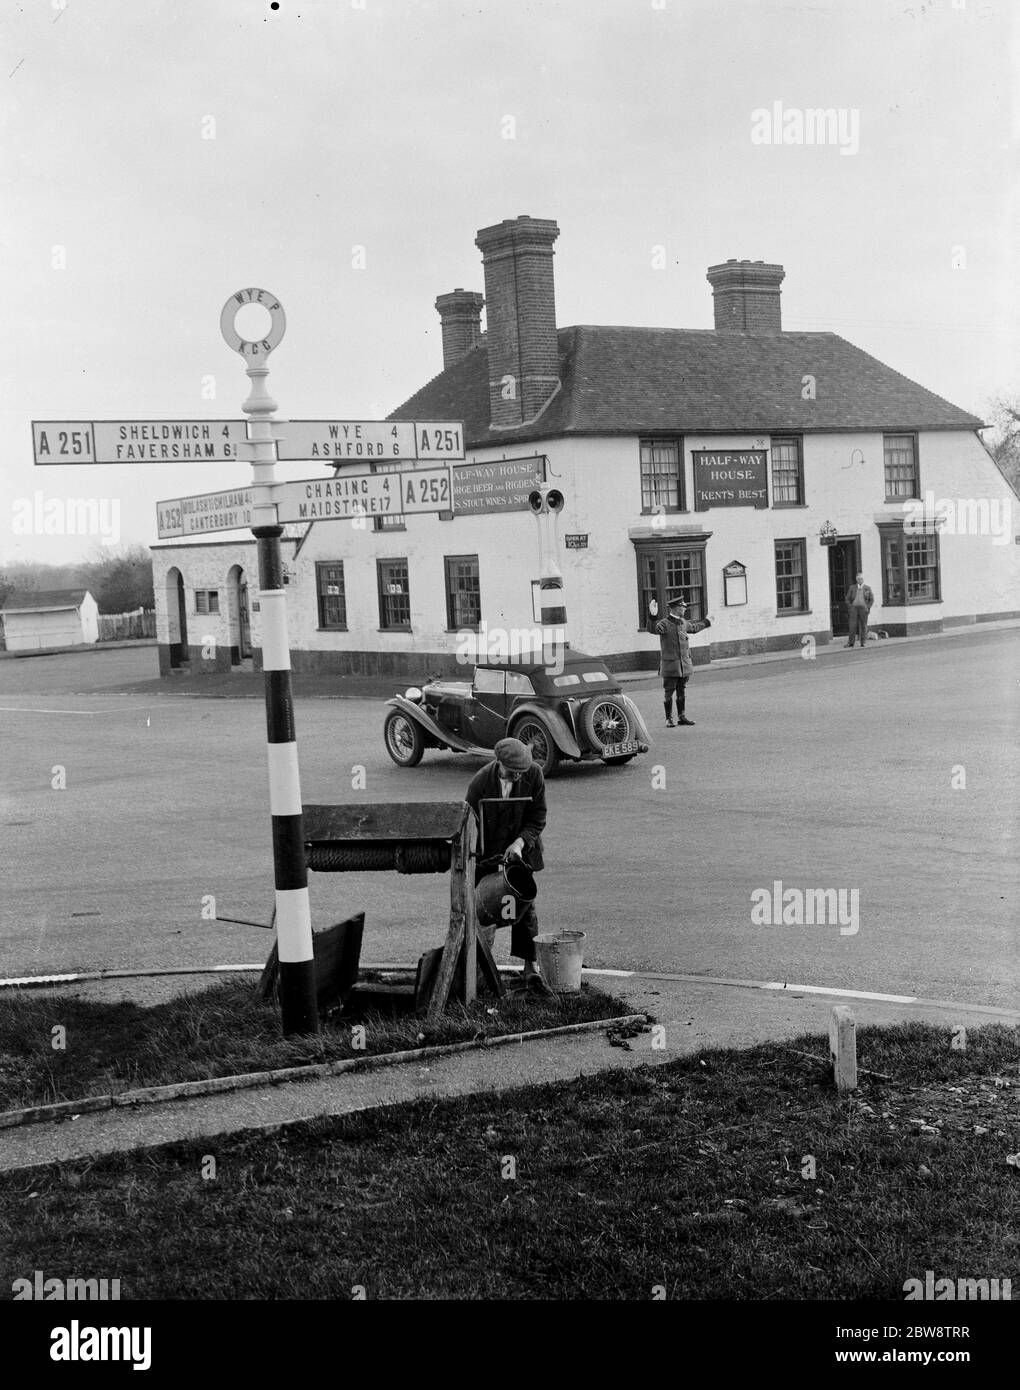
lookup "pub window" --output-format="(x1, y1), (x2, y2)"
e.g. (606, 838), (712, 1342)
(774, 539), (808, 613)
(880, 527), (941, 605)
(444, 554), (481, 631)
(884, 434), (919, 500)
(771, 437), (804, 505)
(315, 562), (347, 630)
(377, 558), (411, 630)
(195, 589), (219, 615)
(634, 542), (707, 625)
(640, 438), (684, 512)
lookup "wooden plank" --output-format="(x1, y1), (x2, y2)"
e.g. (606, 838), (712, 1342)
(302, 801), (470, 845)
(474, 932), (505, 997)
(347, 981), (416, 998)
(259, 911), (364, 1013)
(426, 918), (464, 1021)
(313, 913), (365, 1011)
(414, 947), (445, 1011)
(257, 941), (279, 1002)
(456, 812), (477, 1008)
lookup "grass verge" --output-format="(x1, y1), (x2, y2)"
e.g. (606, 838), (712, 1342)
(0, 977), (632, 1112)
(0, 1021), (1017, 1299)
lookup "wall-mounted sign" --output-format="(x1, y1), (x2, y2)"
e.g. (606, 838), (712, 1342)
(693, 450), (768, 511)
(723, 560), (748, 607)
(449, 456), (545, 514)
(564, 534), (589, 549)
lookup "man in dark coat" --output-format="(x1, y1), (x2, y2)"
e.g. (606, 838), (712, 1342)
(647, 595), (712, 727)
(844, 572), (874, 649)
(465, 736), (554, 994)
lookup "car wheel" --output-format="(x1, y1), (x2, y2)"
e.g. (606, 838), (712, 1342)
(383, 710), (426, 767)
(511, 717), (560, 776)
(581, 697), (633, 752)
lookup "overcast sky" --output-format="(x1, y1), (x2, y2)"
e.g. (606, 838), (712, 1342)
(2, 0), (1016, 565)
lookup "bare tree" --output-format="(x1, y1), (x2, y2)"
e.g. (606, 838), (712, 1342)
(981, 395), (1020, 497)
(79, 544), (155, 614)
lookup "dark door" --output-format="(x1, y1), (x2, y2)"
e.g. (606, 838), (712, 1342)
(171, 572), (189, 666)
(238, 579), (252, 659)
(465, 667), (510, 747)
(827, 538), (860, 636)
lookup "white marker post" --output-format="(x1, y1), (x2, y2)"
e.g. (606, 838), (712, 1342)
(221, 289), (318, 1036)
(829, 1005), (857, 1094)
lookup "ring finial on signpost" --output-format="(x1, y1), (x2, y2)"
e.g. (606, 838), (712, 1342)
(220, 289), (286, 361)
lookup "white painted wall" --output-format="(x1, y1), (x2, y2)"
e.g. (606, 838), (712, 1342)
(5, 606), (84, 651)
(79, 592), (100, 643)
(153, 430), (1019, 664)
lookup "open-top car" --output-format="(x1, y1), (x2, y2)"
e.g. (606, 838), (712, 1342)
(383, 650), (651, 775)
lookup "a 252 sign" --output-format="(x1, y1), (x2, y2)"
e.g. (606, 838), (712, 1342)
(403, 472), (450, 506)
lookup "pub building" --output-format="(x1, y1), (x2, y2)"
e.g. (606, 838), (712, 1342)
(152, 215), (1019, 678)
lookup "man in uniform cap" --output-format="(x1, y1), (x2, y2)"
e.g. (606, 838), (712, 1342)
(647, 594), (712, 727)
(465, 736), (554, 994)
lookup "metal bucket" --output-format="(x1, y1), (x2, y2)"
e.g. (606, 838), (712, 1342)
(534, 930), (586, 993)
(475, 859), (537, 927)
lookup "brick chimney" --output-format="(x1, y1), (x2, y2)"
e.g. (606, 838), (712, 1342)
(435, 288), (484, 369)
(706, 259), (785, 331)
(474, 215), (561, 429)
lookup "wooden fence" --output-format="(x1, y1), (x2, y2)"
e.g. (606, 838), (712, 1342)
(97, 608), (156, 641)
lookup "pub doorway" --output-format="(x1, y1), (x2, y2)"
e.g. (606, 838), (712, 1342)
(166, 567), (189, 668)
(827, 536), (861, 637)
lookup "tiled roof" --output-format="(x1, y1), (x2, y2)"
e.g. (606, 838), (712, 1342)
(1, 588), (89, 612)
(390, 326), (983, 445)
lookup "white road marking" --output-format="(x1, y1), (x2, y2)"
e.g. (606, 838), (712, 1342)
(760, 981), (916, 1003)
(1, 964), (1016, 1022)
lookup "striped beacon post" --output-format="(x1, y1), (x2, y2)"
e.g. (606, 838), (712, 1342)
(220, 289), (318, 1036)
(528, 479), (567, 669)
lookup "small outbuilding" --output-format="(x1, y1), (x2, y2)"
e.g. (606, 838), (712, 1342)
(0, 588), (100, 652)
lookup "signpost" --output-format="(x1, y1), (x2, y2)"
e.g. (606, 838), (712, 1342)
(275, 420), (464, 462)
(274, 467), (452, 524)
(32, 420), (246, 464)
(33, 419), (463, 466)
(156, 487), (256, 539)
(32, 286), (467, 1037)
(156, 468), (453, 538)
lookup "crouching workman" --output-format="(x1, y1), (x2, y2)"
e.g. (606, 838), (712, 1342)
(647, 594), (712, 727)
(465, 737), (555, 995)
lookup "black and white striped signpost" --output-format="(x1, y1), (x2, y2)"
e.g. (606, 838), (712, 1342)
(220, 290), (318, 1037)
(33, 295), (464, 1038)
